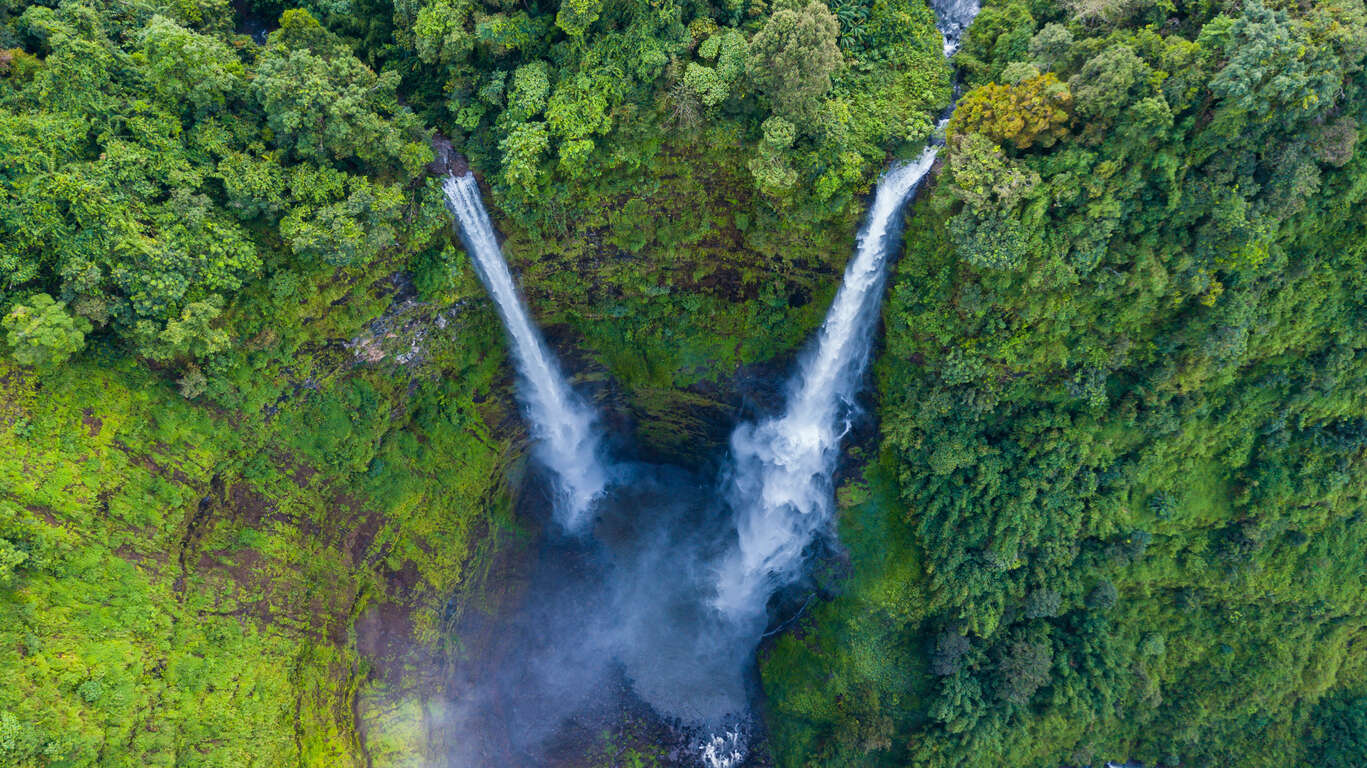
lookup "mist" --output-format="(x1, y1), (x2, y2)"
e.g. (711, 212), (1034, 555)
(436, 6), (969, 747)
(439, 461), (767, 767)
(436, 155), (944, 765)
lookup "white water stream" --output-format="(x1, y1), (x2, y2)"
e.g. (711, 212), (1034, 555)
(935, 0), (982, 54)
(711, 149), (939, 620)
(439, 0), (980, 759)
(442, 174), (608, 532)
(709, 0), (981, 624)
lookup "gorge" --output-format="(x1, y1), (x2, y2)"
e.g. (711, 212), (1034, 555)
(436, 1), (974, 760)
(6, 0), (1367, 763)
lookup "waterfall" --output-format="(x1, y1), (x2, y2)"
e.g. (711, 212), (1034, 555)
(442, 173), (608, 532)
(435, 0), (982, 756)
(711, 150), (939, 619)
(711, 0), (980, 623)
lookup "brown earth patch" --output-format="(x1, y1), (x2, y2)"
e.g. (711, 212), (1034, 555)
(197, 545), (264, 588)
(332, 496), (381, 566)
(81, 408), (103, 437)
(110, 439), (192, 485)
(114, 541), (167, 569)
(291, 462), (317, 488)
(226, 482), (274, 527)
(385, 558), (422, 599)
(355, 601), (416, 683)
(24, 503), (61, 527)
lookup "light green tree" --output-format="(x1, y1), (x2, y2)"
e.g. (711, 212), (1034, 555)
(506, 61), (551, 121)
(683, 30), (748, 108)
(748, 116), (800, 198)
(3, 294), (92, 368)
(411, 0), (474, 64)
(555, 0), (602, 38)
(499, 122), (550, 194)
(139, 15), (244, 112)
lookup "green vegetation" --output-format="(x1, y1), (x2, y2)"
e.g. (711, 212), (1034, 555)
(0, 337), (518, 765)
(5, 0), (1367, 759)
(760, 0), (1367, 764)
(0, 0), (947, 760)
(1, 3), (527, 762)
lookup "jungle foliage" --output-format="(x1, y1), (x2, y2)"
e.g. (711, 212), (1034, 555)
(4, 0), (1367, 759)
(760, 0), (1367, 764)
(0, 1), (529, 764)
(0, 0), (948, 760)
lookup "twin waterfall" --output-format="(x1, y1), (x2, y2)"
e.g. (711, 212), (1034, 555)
(443, 147), (943, 617)
(440, 0), (977, 754)
(441, 149), (934, 581)
(442, 174), (607, 531)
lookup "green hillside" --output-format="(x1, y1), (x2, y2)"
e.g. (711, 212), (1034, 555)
(3, 0), (1367, 762)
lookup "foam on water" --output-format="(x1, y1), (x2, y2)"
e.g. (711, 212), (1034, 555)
(709, 0), (981, 634)
(440, 0), (980, 756)
(935, 0), (982, 55)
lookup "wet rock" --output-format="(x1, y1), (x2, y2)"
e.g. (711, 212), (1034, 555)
(428, 132), (470, 176)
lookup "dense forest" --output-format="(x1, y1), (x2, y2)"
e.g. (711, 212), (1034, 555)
(3, 0), (1367, 758)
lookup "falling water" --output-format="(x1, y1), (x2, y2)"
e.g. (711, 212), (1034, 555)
(436, 0), (981, 758)
(442, 173), (608, 532)
(711, 150), (939, 619)
(711, 0), (981, 625)
(935, 0), (982, 55)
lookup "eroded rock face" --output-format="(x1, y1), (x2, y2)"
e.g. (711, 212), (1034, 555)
(344, 271), (470, 368)
(428, 133), (469, 176)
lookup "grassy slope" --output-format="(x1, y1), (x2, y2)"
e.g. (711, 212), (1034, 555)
(0, 258), (520, 767)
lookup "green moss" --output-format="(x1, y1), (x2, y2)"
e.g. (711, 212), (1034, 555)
(0, 298), (514, 766)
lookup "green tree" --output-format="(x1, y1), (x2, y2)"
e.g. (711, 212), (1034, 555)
(3, 294), (91, 368)
(683, 29), (748, 108)
(141, 298), (230, 361)
(1069, 43), (1150, 125)
(1308, 693), (1367, 768)
(994, 636), (1053, 705)
(545, 71), (612, 141)
(410, 0), (474, 64)
(506, 60), (551, 121)
(499, 121), (550, 193)
(929, 671), (987, 734)
(555, 0), (602, 38)
(948, 208), (1030, 270)
(748, 0), (843, 121)
(252, 12), (430, 173)
(945, 133), (1038, 211)
(138, 15), (243, 112)
(1023, 589), (1062, 619)
(749, 115), (800, 198)
(278, 178), (404, 267)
